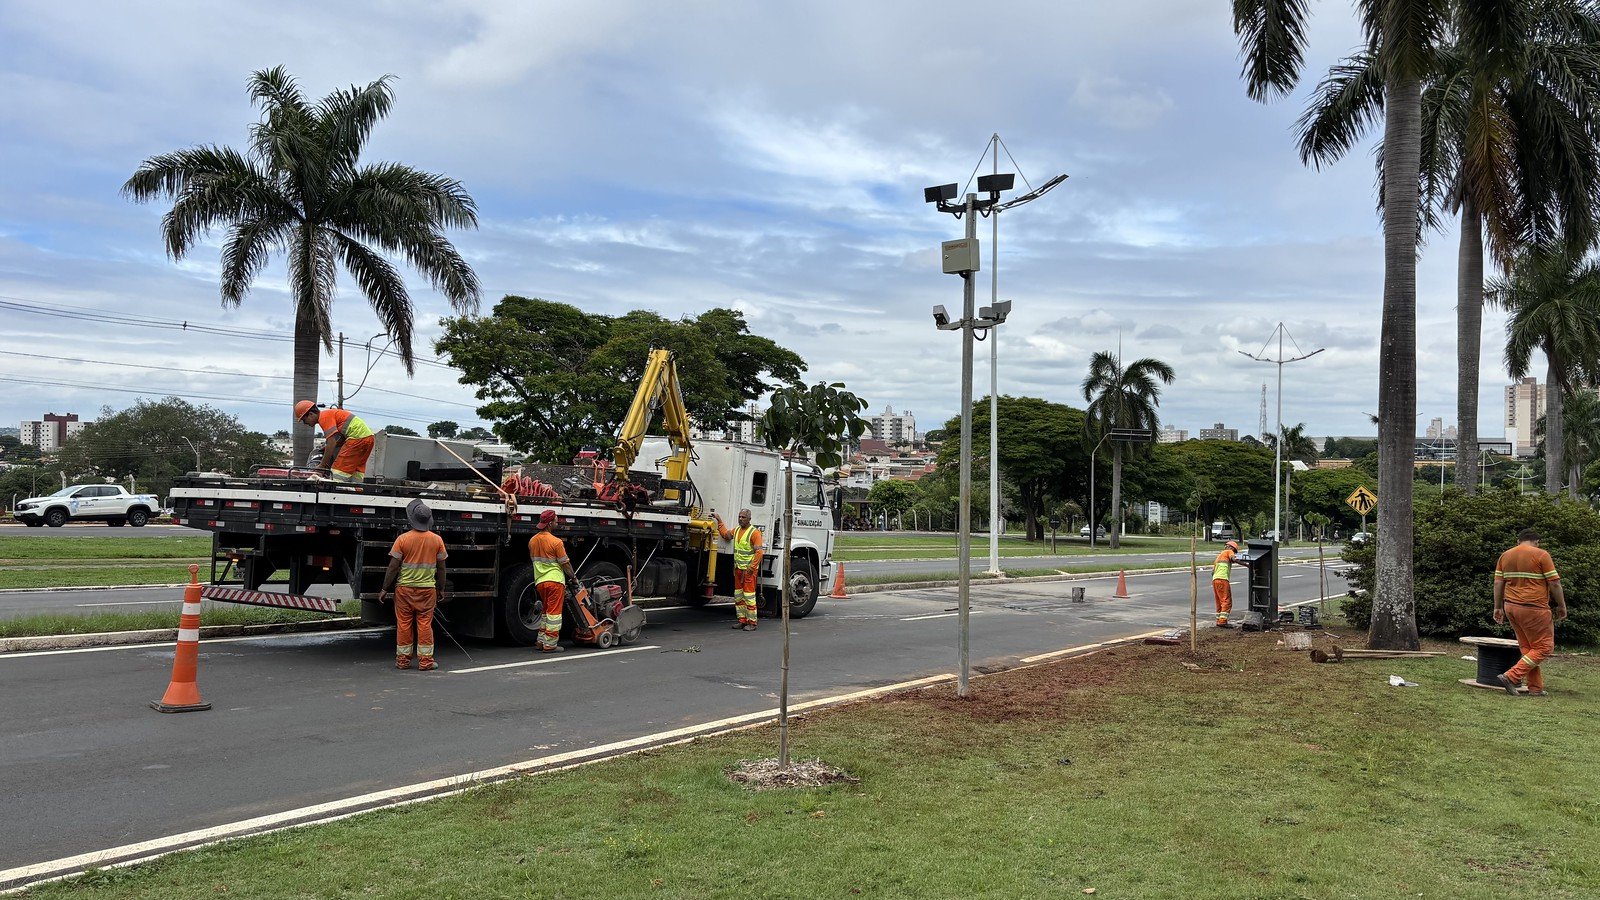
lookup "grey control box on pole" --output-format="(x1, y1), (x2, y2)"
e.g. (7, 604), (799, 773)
(941, 238), (981, 274)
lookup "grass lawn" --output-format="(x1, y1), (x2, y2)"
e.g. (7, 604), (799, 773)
(0, 600), (362, 638)
(0, 536), (211, 589)
(30, 624), (1596, 899)
(0, 536), (213, 560)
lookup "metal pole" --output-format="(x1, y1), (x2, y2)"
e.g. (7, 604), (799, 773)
(337, 332), (346, 409)
(987, 135), (1002, 576)
(1273, 324), (1283, 544)
(958, 192), (977, 698)
(1090, 443), (1097, 549)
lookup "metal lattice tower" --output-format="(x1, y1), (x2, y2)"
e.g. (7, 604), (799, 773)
(1259, 383), (1269, 440)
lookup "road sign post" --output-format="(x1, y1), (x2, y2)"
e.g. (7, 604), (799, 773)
(1345, 487), (1378, 535)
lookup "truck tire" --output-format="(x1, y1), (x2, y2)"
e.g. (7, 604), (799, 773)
(127, 507), (149, 527)
(579, 559), (626, 592)
(786, 558), (819, 618)
(44, 507), (68, 528)
(498, 564), (544, 646)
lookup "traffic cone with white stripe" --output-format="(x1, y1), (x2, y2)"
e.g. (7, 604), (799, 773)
(151, 565), (211, 713)
(1113, 569), (1130, 599)
(829, 562), (848, 599)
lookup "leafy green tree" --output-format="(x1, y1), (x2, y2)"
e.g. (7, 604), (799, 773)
(937, 397), (1089, 540)
(1234, 0), (1470, 648)
(1081, 352), (1175, 548)
(759, 380), (868, 769)
(1166, 440), (1275, 535)
(0, 434), (43, 466)
(438, 297), (804, 461)
(122, 66), (482, 465)
(1493, 247), (1600, 496)
(1322, 437), (1378, 459)
(1560, 388), (1600, 499)
(1292, 466), (1379, 532)
(384, 425), (419, 437)
(427, 421), (459, 439)
(867, 479), (919, 524)
(1, 465), (54, 510)
(458, 426), (494, 441)
(54, 399), (277, 499)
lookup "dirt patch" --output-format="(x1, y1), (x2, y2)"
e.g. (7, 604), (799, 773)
(728, 758), (860, 790)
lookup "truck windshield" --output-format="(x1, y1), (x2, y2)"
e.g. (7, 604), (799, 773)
(795, 474), (825, 508)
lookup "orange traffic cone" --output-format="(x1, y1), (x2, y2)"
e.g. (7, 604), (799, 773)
(1113, 569), (1130, 599)
(829, 562), (848, 599)
(151, 565), (211, 713)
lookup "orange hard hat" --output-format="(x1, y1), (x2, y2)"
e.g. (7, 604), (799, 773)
(1226, 540), (1240, 550)
(294, 400), (317, 419)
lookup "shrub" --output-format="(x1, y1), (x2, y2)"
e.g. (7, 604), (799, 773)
(1342, 488), (1600, 646)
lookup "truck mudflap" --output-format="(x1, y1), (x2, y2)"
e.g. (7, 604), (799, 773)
(200, 585), (342, 614)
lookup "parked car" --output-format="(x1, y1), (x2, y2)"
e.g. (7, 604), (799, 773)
(1079, 524), (1108, 538)
(1209, 521), (1235, 541)
(13, 483), (162, 527)
(1349, 531), (1373, 546)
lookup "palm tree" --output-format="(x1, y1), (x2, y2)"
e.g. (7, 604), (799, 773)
(1559, 387), (1600, 499)
(123, 67), (482, 463)
(1081, 351), (1175, 550)
(1266, 422), (1319, 538)
(1494, 248), (1600, 496)
(1296, 2), (1600, 496)
(1234, 0), (1493, 649)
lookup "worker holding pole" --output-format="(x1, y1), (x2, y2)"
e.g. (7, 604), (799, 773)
(377, 500), (448, 671)
(1492, 528), (1567, 696)
(714, 509), (764, 631)
(1211, 539), (1240, 628)
(528, 509), (578, 652)
(296, 400), (375, 482)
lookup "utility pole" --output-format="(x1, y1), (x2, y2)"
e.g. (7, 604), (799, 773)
(957, 191), (977, 696)
(336, 332), (346, 409)
(1240, 324), (1324, 543)
(986, 135), (1002, 576)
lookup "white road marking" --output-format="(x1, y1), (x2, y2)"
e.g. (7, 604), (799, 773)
(900, 610), (986, 622)
(73, 600), (183, 608)
(451, 644), (658, 674)
(0, 628), (391, 660)
(1282, 574), (1305, 579)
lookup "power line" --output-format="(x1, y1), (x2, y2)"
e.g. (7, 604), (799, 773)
(0, 374), (450, 426)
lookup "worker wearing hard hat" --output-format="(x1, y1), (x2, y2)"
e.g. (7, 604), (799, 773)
(528, 509), (579, 652)
(377, 500), (448, 671)
(713, 508), (764, 631)
(296, 400), (375, 482)
(1211, 539), (1240, 628)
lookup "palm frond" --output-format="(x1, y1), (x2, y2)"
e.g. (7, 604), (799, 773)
(220, 213), (296, 306)
(1233, 0), (1312, 101)
(1296, 53), (1385, 169)
(331, 233), (415, 373)
(320, 75), (396, 174)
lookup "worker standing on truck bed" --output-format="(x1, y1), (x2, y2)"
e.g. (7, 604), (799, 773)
(714, 509), (764, 631)
(295, 400), (375, 483)
(1492, 528), (1567, 697)
(1211, 539), (1240, 628)
(528, 509), (578, 652)
(377, 500), (448, 671)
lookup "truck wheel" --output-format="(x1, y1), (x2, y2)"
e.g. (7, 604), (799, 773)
(498, 564), (543, 646)
(127, 508), (149, 527)
(44, 508), (68, 528)
(786, 558), (819, 619)
(579, 560), (627, 593)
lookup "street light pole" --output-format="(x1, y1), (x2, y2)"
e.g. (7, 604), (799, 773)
(181, 436), (201, 473)
(956, 192), (977, 697)
(986, 137), (1002, 576)
(1240, 323), (1323, 543)
(1089, 431), (1109, 549)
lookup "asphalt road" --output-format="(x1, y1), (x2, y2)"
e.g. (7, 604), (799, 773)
(0, 564), (1341, 879)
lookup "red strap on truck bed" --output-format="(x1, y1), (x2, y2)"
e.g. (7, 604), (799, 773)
(200, 585), (341, 613)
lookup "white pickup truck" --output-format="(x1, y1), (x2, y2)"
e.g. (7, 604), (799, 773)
(13, 484), (162, 528)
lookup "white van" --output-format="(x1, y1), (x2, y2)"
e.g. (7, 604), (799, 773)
(1209, 521), (1235, 541)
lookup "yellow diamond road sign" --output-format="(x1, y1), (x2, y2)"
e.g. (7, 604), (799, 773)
(1346, 486), (1377, 516)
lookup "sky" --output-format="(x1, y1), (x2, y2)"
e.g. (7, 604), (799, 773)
(0, 0), (1520, 447)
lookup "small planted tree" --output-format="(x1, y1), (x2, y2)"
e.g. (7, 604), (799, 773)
(758, 381), (868, 768)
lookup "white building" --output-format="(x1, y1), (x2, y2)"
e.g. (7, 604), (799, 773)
(1505, 377), (1547, 457)
(1157, 426), (1188, 443)
(868, 405), (917, 444)
(19, 413), (86, 451)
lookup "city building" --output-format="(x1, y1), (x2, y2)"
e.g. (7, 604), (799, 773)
(1156, 426), (1188, 443)
(1198, 422), (1238, 442)
(19, 412), (86, 451)
(1504, 377), (1547, 457)
(1426, 417), (1443, 440)
(867, 405), (917, 444)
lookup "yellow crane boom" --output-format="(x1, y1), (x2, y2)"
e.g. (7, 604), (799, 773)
(612, 348), (694, 491)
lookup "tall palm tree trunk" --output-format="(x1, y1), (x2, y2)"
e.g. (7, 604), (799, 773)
(291, 314), (322, 467)
(1371, 74), (1422, 651)
(1455, 197), (1483, 494)
(1109, 443), (1123, 549)
(1545, 354), (1565, 495)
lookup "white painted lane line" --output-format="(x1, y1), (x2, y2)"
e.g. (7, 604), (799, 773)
(0, 672), (954, 893)
(451, 644), (658, 674)
(1282, 574), (1306, 579)
(74, 600), (184, 608)
(900, 610), (985, 622)
(0, 628), (391, 660)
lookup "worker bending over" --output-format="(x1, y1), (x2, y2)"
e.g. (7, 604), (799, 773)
(528, 509), (578, 652)
(1493, 528), (1567, 696)
(378, 500), (448, 671)
(1211, 539), (1240, 628)
(295, 400), (375, 482)
(714, 508), (764, 631)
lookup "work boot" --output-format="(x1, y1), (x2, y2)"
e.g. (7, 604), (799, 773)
(742, 623), (757, 632)
(395, 655), (412, 670)
(537, 644), (566, 653)
(418, 658), (437, 672)
(1494, 673), (1521, 696)
(732, 621), (747, 629)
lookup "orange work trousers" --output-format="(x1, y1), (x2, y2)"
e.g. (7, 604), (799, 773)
(1502, 602), (1555, 692)
(394, 586), (437, 662)
(733, 567), (759, 625)
(536, 581), (564, 648)
(332, 435), (375, 479)
(1212, 578), (1232, 624)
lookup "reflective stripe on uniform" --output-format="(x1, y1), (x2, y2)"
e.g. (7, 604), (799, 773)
(532, 555), (567, 585)
(734, 526), (759, 569)
(398, 561), (435, 587)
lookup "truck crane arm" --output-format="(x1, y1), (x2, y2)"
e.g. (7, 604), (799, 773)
(612, 348), (694, 489)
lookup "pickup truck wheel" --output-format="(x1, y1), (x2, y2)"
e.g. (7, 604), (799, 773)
(127, 508), (149, 527)
(44, 508), (68, 528)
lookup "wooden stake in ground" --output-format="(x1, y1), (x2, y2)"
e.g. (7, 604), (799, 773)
(1317, 532), (1327, 619)
(1189, 534), (1198, 653)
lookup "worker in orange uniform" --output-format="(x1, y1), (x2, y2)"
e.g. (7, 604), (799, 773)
(295, 400), (375, 483)
(377, 500), (448, 671)
(1493, 528), (1568, 696)
(527, 509), (578, 652)
(1211, 539), (1240, 628)
(713, 508), (764, 631)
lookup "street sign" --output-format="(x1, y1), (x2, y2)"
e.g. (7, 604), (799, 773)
(1048, 517), (1062, 529)
(1109, 428), (1155, 443)
(1346, 486), (1378, 516)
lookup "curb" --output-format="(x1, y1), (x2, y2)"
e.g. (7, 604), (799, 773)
(0, 617), (364, 654)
